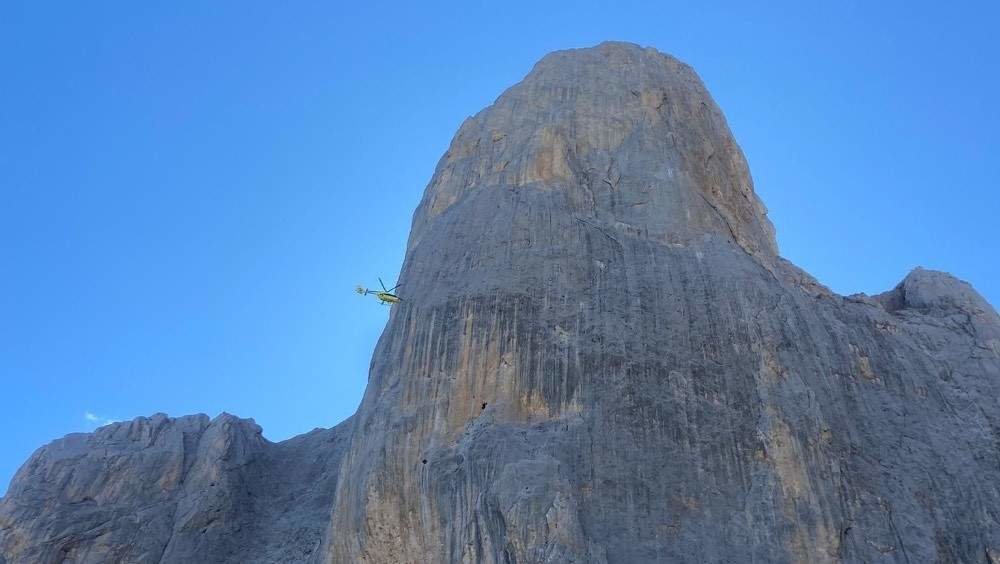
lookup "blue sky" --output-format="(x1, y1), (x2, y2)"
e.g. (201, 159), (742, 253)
(1, 1), (997, 494)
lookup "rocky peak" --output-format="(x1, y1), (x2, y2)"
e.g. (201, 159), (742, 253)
(876, 267), (998, 316)
(409, 41), (776, 260)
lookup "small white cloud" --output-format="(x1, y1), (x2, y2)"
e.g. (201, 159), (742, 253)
(83, 411), (118, 427)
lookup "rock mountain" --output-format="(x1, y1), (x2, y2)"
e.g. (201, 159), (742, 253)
(3, 42), (999, 563)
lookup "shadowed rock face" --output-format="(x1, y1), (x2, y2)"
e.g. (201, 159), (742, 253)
(3, 42), (1000, 564)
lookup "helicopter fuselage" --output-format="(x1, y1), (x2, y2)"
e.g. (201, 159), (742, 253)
(375, 292), (401, 305)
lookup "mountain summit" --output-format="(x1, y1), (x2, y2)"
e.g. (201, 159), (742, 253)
(3, 42), (999, 564)
(407, 41), (777, 262)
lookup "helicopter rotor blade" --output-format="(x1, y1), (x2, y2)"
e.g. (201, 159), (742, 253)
(378, 277), (388, 291)
(388, 283), (402, 292)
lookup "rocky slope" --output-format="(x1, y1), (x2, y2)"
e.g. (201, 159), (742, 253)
(3, 42), (999, 563)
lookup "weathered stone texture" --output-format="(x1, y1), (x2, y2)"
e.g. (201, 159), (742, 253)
(2, 42), (998, 563)
(0, 414), (352, 563)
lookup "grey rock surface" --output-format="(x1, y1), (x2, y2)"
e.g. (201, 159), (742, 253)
(3, 42), (998, 563)
(0, 413), (352, 563)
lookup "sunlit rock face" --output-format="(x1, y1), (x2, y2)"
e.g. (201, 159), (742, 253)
(3, 42), (1000, 564)
(407, 41), (777, 265)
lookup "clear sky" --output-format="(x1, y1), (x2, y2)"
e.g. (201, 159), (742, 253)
(1, 1), (997, 495)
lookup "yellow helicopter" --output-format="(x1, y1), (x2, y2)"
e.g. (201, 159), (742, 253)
(356, 278), (403, 305)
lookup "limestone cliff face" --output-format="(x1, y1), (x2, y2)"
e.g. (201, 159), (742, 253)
(0, 414), (352, 563)
(3, 42), (1000, 564)
(408, 42), (776, 265)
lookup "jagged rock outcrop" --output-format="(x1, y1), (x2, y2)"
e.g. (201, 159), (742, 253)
(0, 414), (352, 563)
(3, 42), (999, 563)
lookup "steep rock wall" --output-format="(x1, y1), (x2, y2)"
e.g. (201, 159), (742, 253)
(324, 43), (1000, 563)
